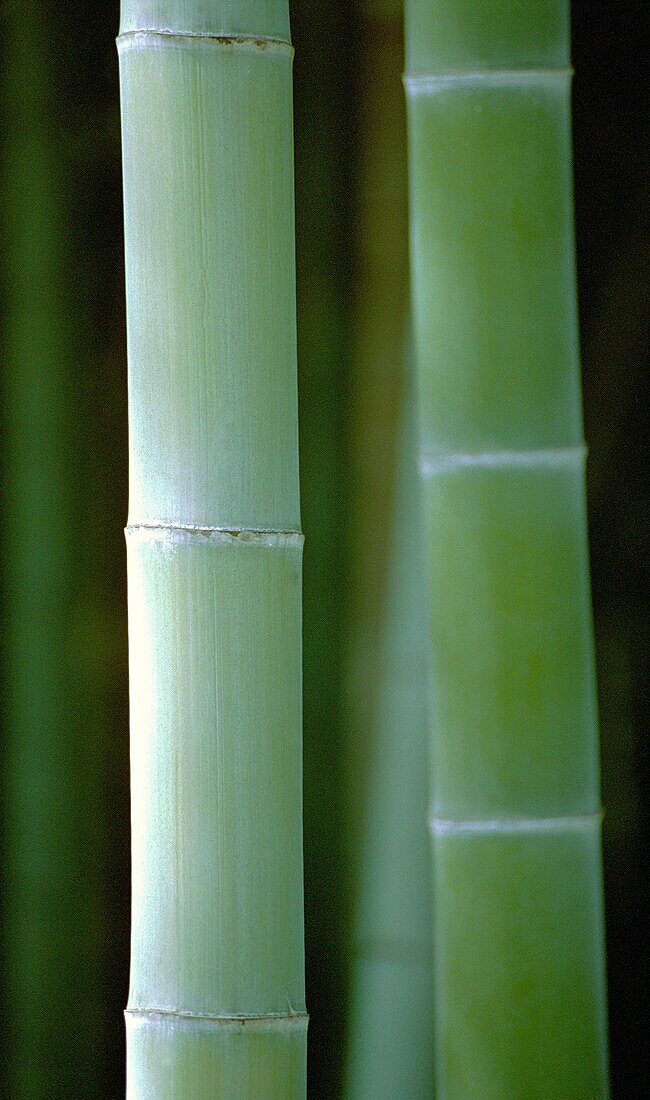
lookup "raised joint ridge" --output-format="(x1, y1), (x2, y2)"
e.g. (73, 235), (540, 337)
(430, 811), (603, 836)
(125, 523), (303, 549)
(125, 1008), (308, 1034)
(404, 68), (572, 92)
(117, 30), (293, 55)
(420, 444), (586, 476)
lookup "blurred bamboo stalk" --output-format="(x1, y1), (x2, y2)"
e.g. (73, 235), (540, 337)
(346, 374), (434, 1099)
(344, 5), (433, 1095)
(1, 1), (107, 1093)
(405, 1), (609, 1094)
(118, 1), (305, 1094)
(345, 4), (409, 813)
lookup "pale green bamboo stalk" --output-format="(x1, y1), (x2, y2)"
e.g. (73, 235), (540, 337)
(346, 374), (434, 1099)
(118, 2), (306, 1095)
(404, 2), (609, 1095)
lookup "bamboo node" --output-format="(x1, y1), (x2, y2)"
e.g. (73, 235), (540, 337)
(117, 30), (293, 58)
(419, 444), (586, 477)
(125, 523), (303, 550)
(429, 810), (604, 836)
(403, 68), (573, 92)
(125, 1008), (309, 1035)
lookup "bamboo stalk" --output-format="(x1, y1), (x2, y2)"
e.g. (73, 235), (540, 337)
(343, 7), (433, 1093)
(404, 2), (609, 1095)
(346, 374), (434, 1099)
(345, 4), (409, 813)
(118, 2), (306, 1094)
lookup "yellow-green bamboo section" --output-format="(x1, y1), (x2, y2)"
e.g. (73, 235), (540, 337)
(405, 1), (609, 1095)
(118, 1), (306, 1095)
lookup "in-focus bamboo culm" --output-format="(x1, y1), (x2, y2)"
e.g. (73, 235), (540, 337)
(118, 2), (306, 1096)
(404, 1), (609, 1096)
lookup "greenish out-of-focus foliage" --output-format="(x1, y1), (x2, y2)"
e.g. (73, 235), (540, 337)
(0, 2), (646, 1097)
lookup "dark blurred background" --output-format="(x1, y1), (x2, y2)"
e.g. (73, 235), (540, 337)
(0, 1), (646, 1096)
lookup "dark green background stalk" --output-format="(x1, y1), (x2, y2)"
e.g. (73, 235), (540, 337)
(1, 1), (128, 1095)
(292, 3), (358, 1095)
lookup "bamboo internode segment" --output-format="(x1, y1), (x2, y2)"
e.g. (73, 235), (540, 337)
(118, 28), (299, 531)
(405, 0), (609, 1095)
(119, 1), (305, 1094)
(405, 0), (570, 74)
(120, 0), (291, 40)
(422, 459), (600, 821)
(407, 76), (582, 455)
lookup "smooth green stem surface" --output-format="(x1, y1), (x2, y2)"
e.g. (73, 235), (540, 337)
(405, 2), (609, 1095)
(346, 381), (434, 1099)
(118, 2), (305, 1094)
(344, 9), (433, 1096)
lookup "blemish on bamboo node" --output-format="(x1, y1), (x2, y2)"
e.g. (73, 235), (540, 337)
(125, 524), (303, 551)
(125, 1008), (308, 1035)
(117, 30), (293, 59)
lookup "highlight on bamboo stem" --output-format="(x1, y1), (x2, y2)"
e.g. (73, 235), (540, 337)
(404, 0), (609, 1095)
(118, 1), (306, 1095)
